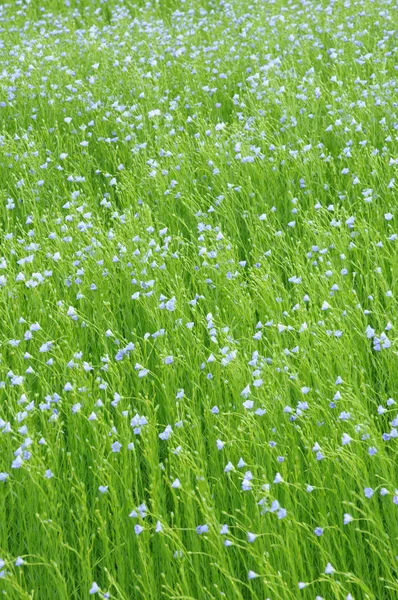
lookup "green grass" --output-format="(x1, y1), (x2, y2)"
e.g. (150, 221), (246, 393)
(0, 0), (397, 598)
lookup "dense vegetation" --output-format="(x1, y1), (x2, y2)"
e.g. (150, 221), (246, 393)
(0, 0), (397, 598)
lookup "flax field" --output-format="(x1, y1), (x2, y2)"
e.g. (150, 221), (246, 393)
(0, 0), (397, 598)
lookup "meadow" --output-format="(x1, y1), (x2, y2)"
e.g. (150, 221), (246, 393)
(0, 0), (397, 598)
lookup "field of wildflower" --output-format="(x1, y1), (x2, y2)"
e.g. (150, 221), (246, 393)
(0, 0), (397, 598)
